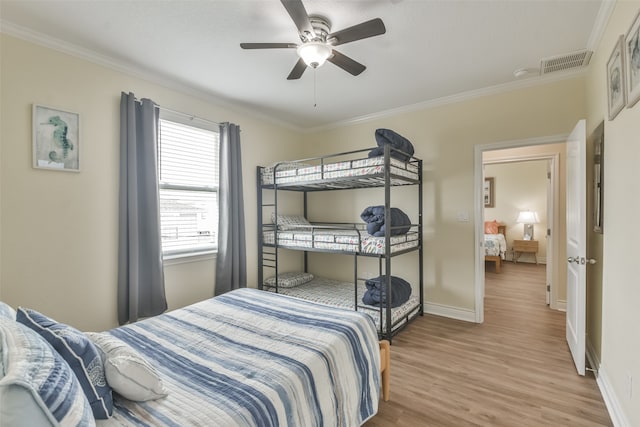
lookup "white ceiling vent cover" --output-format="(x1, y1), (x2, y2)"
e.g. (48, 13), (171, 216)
(540, 50), (593, 75)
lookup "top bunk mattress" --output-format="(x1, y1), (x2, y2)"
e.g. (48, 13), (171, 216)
(260, 156), (419, 187)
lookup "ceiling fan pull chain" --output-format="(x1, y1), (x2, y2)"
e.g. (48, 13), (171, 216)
(314, 68), (317, 108)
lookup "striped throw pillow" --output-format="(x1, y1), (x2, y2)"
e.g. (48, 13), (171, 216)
(0, 318), (96, 426)
(16, 308), (113, 419)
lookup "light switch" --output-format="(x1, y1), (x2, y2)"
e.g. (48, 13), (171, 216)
(457, 210), (469, 222)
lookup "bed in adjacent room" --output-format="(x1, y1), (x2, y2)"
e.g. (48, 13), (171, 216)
(484, 221), (507, 273)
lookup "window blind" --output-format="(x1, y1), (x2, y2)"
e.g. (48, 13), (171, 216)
(158, 119), (219, 255)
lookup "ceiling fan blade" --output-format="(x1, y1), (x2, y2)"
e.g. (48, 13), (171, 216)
(281, 0), (316, 39)
(287, 58), (307, 80)
(240, 43), (297, 49)
(328, 18), (386, 46)
(328, 50), (366, 76)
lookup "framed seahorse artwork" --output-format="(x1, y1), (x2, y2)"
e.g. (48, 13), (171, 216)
(32, 104), (80, 171)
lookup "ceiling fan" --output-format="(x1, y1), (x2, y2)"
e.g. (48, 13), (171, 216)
(240, 0), (386, 80)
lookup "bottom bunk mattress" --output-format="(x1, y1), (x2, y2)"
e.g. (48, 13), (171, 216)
(97, 288), (381, 427)
(265, 277), (421, 335)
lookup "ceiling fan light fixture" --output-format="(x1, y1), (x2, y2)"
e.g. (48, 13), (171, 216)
(297, 42), (332, 68)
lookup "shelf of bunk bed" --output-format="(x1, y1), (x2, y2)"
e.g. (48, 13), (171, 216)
(259, 172), (420, 191)
(258, 147), (421, 192)
(261, 223), (421, 258)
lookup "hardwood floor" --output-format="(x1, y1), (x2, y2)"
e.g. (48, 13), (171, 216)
(366, 262), (612, 427)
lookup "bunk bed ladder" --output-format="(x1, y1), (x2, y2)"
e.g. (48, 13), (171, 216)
(257, 165), (279, 291)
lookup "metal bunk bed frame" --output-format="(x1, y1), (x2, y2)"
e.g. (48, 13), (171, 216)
(257, 143), (423, 342)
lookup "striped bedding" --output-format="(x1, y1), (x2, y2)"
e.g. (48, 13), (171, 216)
(96, 288), (380, 427)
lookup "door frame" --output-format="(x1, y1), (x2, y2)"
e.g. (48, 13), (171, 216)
(473, 134), (567, 323)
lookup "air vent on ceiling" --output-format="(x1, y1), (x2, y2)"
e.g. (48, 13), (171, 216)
(539, 49), (593, 75)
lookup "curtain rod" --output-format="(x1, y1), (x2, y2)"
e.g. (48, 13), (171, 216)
(157, 105), (221, 127)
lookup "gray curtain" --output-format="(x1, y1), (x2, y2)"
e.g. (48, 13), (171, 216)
(118, 92), (167, 325)
(215, 122), (246, 295)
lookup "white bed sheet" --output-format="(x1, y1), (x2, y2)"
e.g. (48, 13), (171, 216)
(485, 233), (507, 258)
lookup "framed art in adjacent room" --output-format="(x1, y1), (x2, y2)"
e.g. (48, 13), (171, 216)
(607, 35), (626, 120)
(32, 104), (80, 171)
(484, 177), (495, 208)
(626, 10), (640, 108)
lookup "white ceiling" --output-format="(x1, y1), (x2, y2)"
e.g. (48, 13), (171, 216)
(0, 0), (608, 130)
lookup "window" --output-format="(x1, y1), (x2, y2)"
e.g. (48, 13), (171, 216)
(158, 113), (219, 257)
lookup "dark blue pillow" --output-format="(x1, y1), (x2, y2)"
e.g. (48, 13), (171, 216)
(362, 276), (412, 308)
(16, 307), (113, 419)
(368, 129), (415, 161)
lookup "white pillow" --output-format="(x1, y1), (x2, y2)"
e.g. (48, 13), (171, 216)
(86, 332), (168, 402)
(0, 301), (16, 320)
(264, 272), (314, 288)
(271, 213), (312, 230)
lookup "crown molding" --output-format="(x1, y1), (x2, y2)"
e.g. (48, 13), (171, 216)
(306, 69), (588, 133)
(586, 0), (616, 51)
(1, 9), (608, 136)
(0, 20), (304, 133)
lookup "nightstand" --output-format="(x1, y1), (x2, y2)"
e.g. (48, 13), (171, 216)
(513, 240), (539, 264)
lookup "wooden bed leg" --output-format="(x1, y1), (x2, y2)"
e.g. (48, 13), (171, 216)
(495, 258), (501, 273)
(379, 340), (390, 401)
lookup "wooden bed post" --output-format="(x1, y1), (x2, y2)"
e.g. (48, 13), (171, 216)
(379, 340), (390, 401)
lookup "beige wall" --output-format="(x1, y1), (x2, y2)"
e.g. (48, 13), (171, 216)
(584, 1), (640, 425)
(0, 34), (304, 331)
(302, 78), (586, 313)
(484, 160), (548, 261)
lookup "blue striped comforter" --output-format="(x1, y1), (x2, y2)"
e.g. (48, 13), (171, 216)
(97, 288), (380, 427)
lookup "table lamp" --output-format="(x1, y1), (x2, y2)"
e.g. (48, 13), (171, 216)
(516, 211), (540, 240)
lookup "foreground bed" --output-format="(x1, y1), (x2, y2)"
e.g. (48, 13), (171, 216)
(97, 288), (386, 427)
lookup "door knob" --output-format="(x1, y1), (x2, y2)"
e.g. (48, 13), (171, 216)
(587, 258), (597, 265)
(567, 257), (579, 264)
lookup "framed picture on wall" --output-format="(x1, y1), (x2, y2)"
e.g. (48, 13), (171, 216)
(593, 122), (604, 233)
(484, 177), (495, 208)
(607, 35), (626, 120)
(32, 104), (80, 172)
(625, 10), (640, 108)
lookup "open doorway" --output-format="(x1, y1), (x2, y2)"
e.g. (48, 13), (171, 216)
(473, 137), (568, 323)
(483, 157), (550, 301)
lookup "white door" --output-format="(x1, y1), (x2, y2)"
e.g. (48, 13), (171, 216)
(546, 159), (552, 305)
(565, 120), (587, 376)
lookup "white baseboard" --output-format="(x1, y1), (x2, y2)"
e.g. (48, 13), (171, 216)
(552, 299), (566, 311)
(586, 341), (631, 427)
(424, 302), (476, 322)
